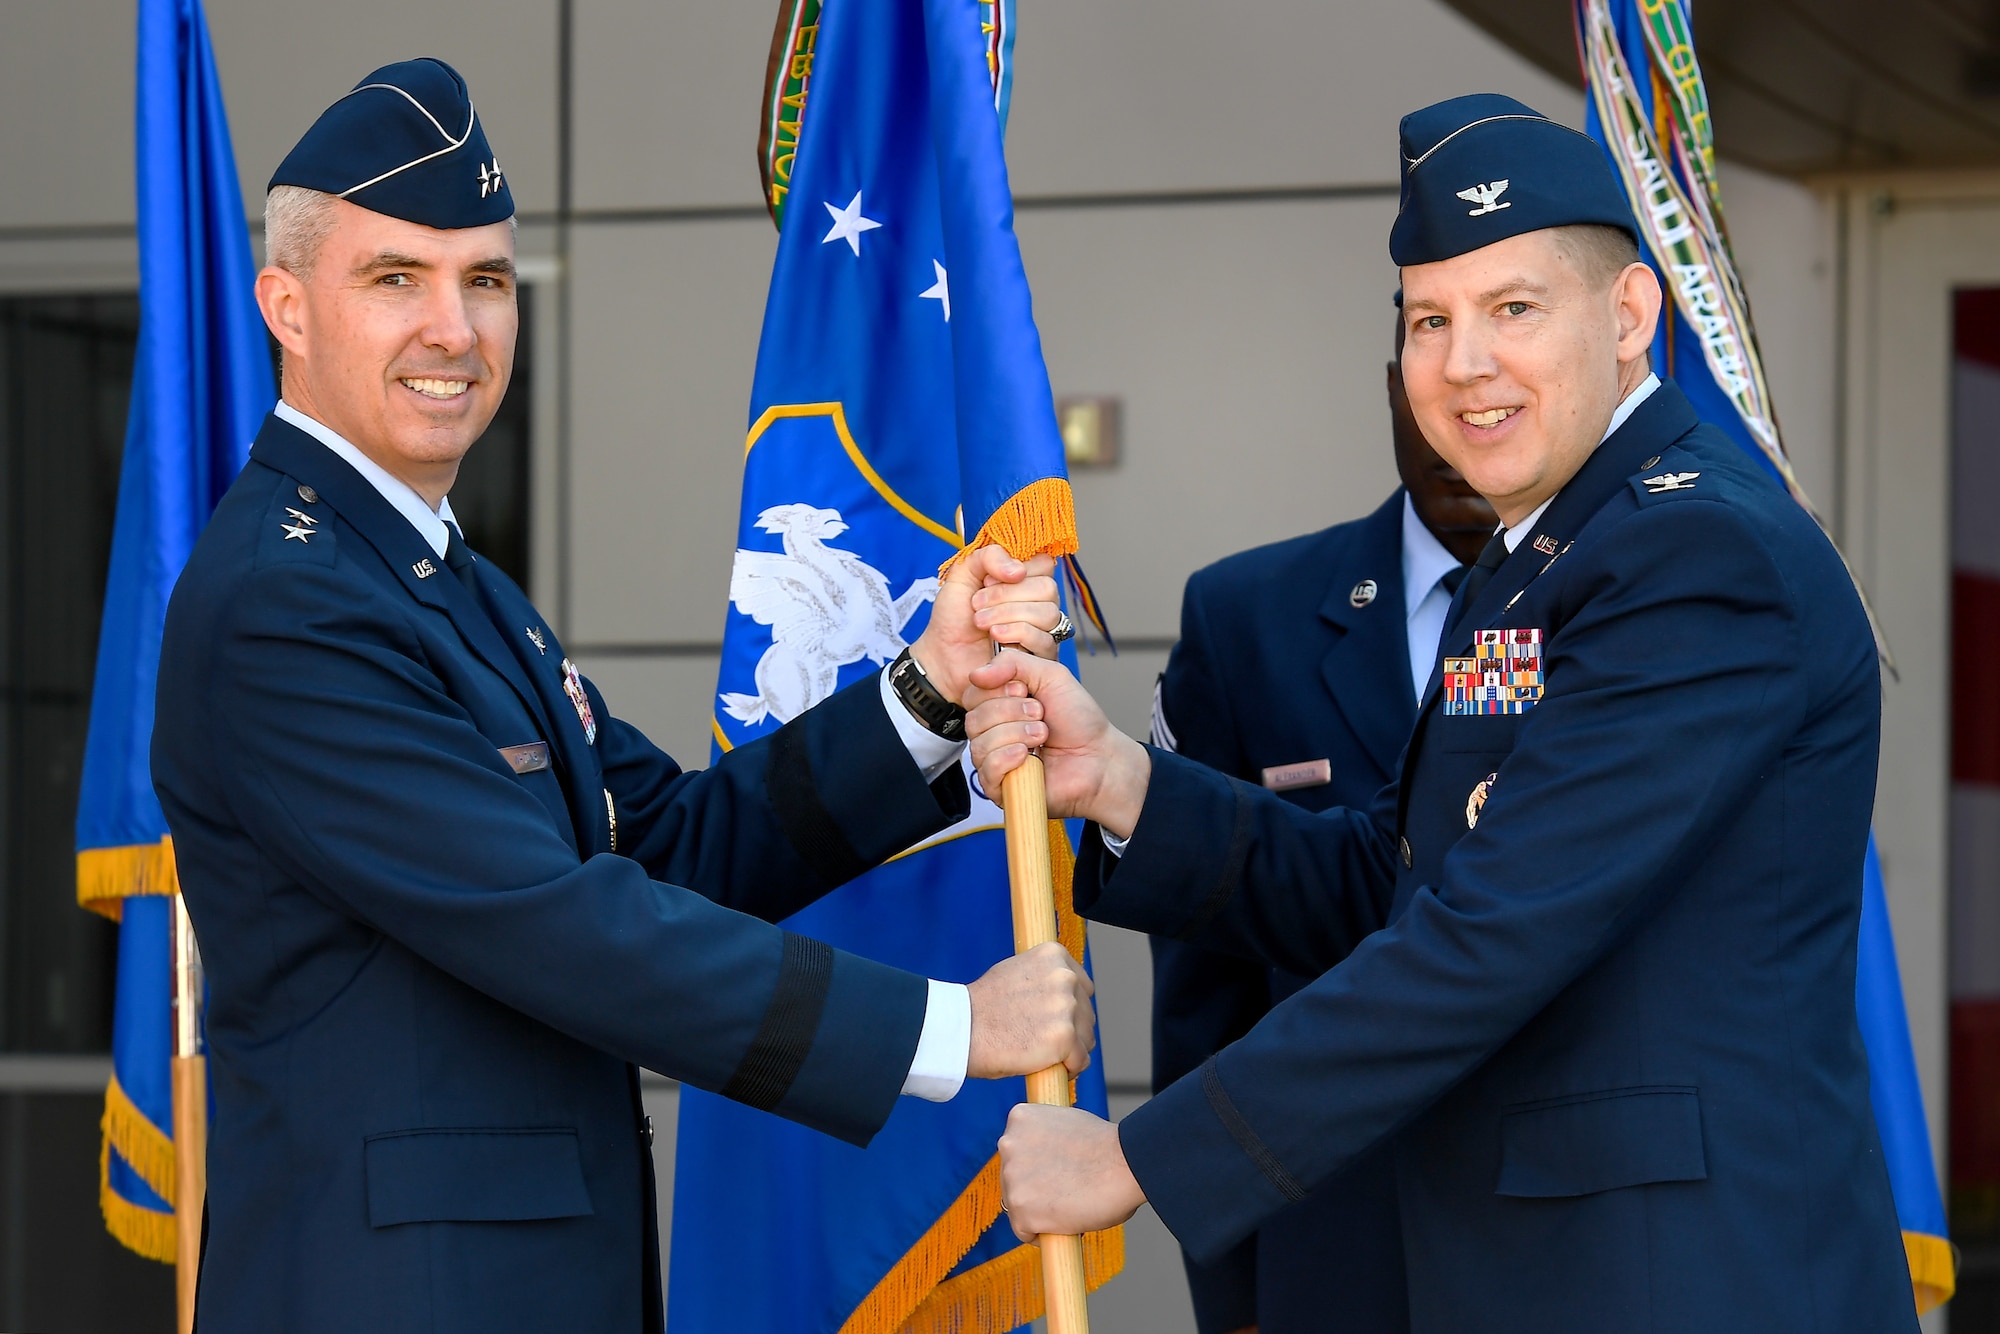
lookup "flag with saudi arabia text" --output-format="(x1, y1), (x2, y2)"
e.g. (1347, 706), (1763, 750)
(1577, 0), (1952, 1310)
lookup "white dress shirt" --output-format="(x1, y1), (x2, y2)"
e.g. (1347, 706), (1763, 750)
(277, 401), (974, 1102)
(1400, 493), (1465, 705)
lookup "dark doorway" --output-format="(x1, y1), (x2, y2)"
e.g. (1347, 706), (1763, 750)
(0, 287), (533, 1330)
(1952, 287), (2000, 1327)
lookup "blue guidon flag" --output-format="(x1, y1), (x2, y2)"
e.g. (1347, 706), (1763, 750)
(76, 0), (269, 1261)
(674, 1), (1120, 1331)
(1576, 0), (1953, 1311)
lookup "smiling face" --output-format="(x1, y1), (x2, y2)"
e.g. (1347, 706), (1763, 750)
(1398, 228), (1660, 527)
(256, 198), (517, 507)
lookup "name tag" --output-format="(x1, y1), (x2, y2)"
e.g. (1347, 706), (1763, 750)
(498, 742), (550, 774)
(1262, 759), (1331, 792)
(1442, 628), (1544, 716)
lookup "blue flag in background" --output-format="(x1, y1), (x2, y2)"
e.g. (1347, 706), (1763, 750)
(75, 0), (268, 1261)
(671, 1), (1121, 1330)
(1576, 0), (1952, 1310)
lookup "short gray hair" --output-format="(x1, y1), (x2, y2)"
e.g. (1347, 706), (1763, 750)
(264, 185), (342, 280)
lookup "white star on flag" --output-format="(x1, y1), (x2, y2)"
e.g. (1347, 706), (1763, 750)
(821, 191), (883, 256)
(919, 260), (950, 321)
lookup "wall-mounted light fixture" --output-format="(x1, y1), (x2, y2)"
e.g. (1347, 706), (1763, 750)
(1056, 396), (1121, 469)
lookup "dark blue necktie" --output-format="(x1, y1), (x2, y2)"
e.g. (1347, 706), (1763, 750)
(1443, 529), (1510, 640)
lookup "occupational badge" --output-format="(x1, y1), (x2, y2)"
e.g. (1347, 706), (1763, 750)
(1441, 628), (1543, 715)
(561, 657), (597, 744)
(1466, 772), (1497, 829)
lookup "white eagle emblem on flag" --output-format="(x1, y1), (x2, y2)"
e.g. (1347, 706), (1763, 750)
(720, 504), (940, 726)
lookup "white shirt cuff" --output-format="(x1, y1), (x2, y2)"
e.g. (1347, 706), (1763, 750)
(879, 664), (966, 783)
(901, 979), (971, 1101)
(1101, 826), (1129, 858)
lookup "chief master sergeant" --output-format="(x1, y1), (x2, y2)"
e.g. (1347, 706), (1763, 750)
(152, 59), (1094, 1334)
(974, 94), (1916, 1333)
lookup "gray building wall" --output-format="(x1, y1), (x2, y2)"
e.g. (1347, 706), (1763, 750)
(0, 2), (1852, 1330)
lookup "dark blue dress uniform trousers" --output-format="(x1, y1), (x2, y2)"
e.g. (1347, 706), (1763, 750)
(1150, 492), (1414, 1334)
(1081, 385), (1917, 1334)
(152, 414), (969, 1334)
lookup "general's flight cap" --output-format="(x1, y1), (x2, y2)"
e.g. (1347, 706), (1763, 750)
(1390, 94), (1637, 267)
(270, 58), (512, 229)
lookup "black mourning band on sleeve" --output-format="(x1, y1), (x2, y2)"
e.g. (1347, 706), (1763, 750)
(1201, 1057), (1307, 1203)
(767, 719), (869, 886)
(720, 932), (835, 1112)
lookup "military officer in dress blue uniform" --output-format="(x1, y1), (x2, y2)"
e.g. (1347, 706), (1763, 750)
(1148, 304), (1494, 1334)
(151, 59), (1095, 1334)
(971, 94), (1916, 1333)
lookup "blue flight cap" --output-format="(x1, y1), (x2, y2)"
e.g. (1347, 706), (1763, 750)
(1390, 94), (1637, 267)
(270, 58), (512, 229)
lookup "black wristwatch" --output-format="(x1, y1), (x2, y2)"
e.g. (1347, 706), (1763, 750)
(888, 648), (966, 741)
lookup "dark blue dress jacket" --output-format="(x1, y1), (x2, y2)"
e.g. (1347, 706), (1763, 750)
(1150, 492), (1413, 1334)
(152, 414), (967, 1334)
(1082, 385), (1916, 1333)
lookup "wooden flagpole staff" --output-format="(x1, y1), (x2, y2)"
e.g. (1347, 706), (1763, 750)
(171, 892), (207, 1334)
(1000, 721), (1092, 1333)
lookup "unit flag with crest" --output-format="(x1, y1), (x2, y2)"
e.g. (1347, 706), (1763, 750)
(671, 1), (1121, 1331)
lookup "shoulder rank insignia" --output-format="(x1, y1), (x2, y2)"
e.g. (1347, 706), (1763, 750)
(526, 626), (547, 654)
(1641, 471), (1701, 493)
(1442, 628), (1543, 716)
(562, 657), (597, 745)
(280, 507), (319, 543)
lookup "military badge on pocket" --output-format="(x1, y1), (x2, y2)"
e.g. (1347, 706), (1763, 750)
(1442, 628), (1543, 716)
(1467, 772), (1497, 828)
(561, 657), (597, 745)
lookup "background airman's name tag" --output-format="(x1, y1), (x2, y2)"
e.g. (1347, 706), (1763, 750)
(498, 742), (550, 774)
(1262, 759), (1331, 791)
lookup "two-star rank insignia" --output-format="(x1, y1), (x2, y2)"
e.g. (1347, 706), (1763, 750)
(526, 626), (547, 654)
(280, 507), (319, 542)
(478, 158), (504, 198)
(1642, 471), (1701, 493)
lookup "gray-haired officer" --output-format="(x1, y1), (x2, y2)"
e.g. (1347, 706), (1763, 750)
(972, 93), (1915, 1334)
(153, 58), (1092, 1334)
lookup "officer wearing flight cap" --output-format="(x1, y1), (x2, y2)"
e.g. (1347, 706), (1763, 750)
(970, 93), (1916, 1332)
(152, 58), (1093, 1334)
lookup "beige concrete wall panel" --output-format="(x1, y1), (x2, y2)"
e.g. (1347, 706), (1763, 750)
(1004, 0), (1583, 198)
(1712, 163), (1838, 509)
(203, 0), (560, 219)
(566, 217), (774, 645)
(1018, 198), (1403, 639)
(571, 652), (725, 769)
(3, 0), (137, 227)
(572, 0), (774, 212)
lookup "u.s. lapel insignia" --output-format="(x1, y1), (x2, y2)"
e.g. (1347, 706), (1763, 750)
(526, 626), (547, 655)
(1466, 772), (1497, 829)
(412, 557), (438, 579)
(1442, 628), (1543, 715)
(1642, 471), (1701, 493)
(561, 657), (597, 744)
(1350, 579), (1378, 608)
(1532, 532), (1558, 555)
